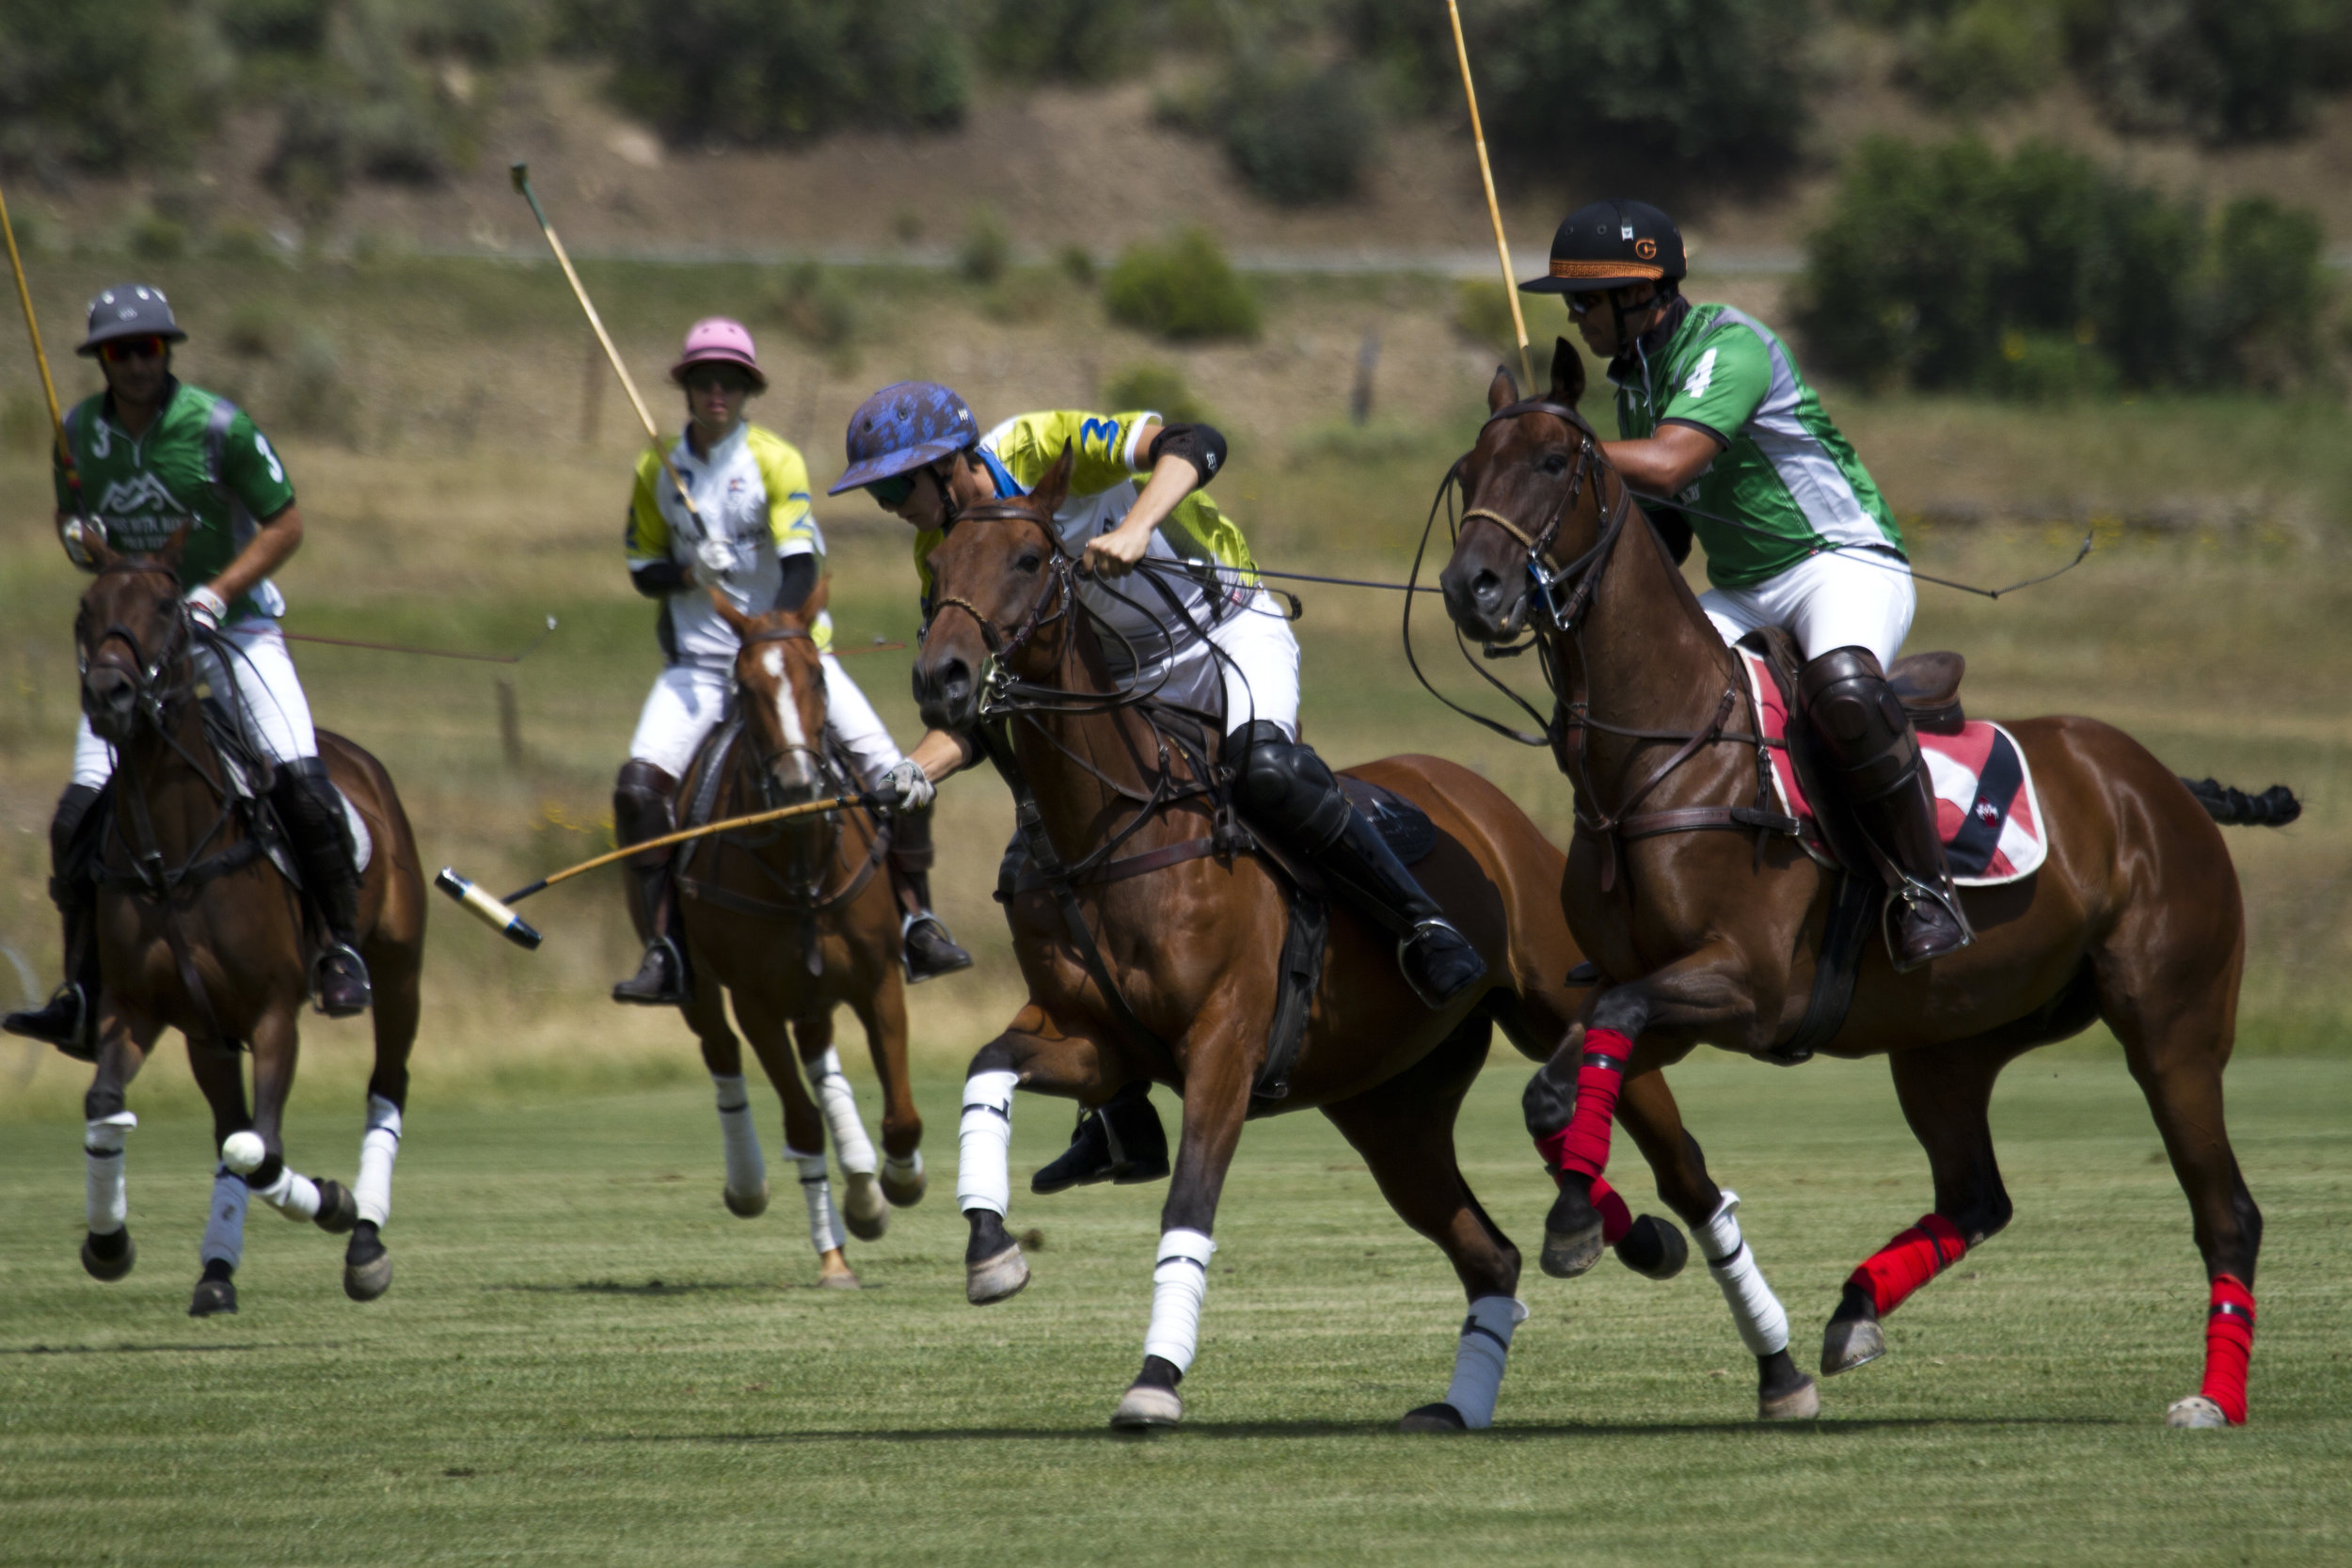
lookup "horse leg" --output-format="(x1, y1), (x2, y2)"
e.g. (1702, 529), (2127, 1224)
(228, 1004), (359, 1249)
(1616, 1074), (1816, 1419)
(183, 1031), (254, 1315)
(344, 942), (420, 1304)
(957, 1022), (1120, 1306)
(686, 981), (768, 1218)
(2101, 962), (2261, 1428)
(736, 990), (856, 1288)
(1310, 1013), (1527, 1431)
(796, 1008), (886, 1242)
(79, 998), (159, 1287)
(1822, 1041), (2018, 1378)
(847, 974), (926, 1207)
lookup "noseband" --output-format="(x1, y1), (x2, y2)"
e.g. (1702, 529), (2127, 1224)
(1457, 397), (1632, 637)
(81, 559), (197, 719)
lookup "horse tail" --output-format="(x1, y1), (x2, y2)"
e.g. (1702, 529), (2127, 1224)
(2182, 777), (2301, 828)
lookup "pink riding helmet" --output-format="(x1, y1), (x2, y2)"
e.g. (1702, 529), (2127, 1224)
(670, 317), (767, 391)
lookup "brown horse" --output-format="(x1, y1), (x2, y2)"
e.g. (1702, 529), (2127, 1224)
(1438, 348), (2286, 1428)
(909, 450), (1823, 1430)
(665, 583), (927, 1289)
(72, 541), (425, 1315)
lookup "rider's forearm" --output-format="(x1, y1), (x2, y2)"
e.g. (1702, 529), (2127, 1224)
(1599, 427), (1720, 498)
(909, 728), (976, 784)
(1115, 451), (1202, 543)
(205, 505), (303, 606)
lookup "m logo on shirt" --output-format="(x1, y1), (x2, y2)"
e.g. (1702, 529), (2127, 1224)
(1683, 347), (1719, 401)
(97, 472), (183, 520)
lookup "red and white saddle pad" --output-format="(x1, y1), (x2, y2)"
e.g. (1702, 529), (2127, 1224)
(1738, 650), (2047, 886)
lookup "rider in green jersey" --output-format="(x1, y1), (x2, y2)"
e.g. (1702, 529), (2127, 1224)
(1520, 201), (1968, 971)
(3, 284), (373, 1057)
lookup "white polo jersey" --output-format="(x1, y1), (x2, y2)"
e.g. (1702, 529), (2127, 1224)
(626, 421), (830, 669)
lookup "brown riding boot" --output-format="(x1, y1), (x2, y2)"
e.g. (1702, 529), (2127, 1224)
(886, 805), (971, 984)
(273, 761), (373, 1018)
(612, 760), (691, 1006)
(1797, 647), (1971, 974)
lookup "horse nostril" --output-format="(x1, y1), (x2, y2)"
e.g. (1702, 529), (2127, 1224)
(1471, 570), (1502, 609)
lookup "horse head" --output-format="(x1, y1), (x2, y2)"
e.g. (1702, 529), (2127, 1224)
(712, 576), (832, 802)
(74, 527), (193, 745)
(1438, 341), (1613, 644)
(911, 444), (1076, 732)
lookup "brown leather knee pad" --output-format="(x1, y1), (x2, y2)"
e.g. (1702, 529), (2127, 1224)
(613, 760), (679, 868)
(887, 803), (937, 878)
(1797, 646), (1921, 803)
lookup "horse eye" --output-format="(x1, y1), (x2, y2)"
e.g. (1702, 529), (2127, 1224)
(1541, 452), (1569, 476)
(1014, 552), (1042, 574)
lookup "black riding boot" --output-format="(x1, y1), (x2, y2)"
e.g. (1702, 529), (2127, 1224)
(1797, 647), (1971, 973)
(1033, 1081), (1171, 1194)
(612, 759), (691, 1006)
(888, 805), (972, 984)
(3, 784), (104, 1060)
(272, 760), (373, 1018)
(1228, 721), (1487, 1009)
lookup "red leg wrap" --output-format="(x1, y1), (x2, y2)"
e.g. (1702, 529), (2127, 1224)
(1591, 1176), (1632, 1245)
(2199, 1275), (2255, 1425)
(1847, 1212), (1968, 1316)
(1534, 1029), (1629, 1180)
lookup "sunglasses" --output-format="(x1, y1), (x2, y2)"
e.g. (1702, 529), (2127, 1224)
(100, 336), (166, 363)
(683, 368), (753, 393)
(866, 471), (917, 509)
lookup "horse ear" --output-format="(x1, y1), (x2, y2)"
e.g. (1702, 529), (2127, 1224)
(1487, 364), (1520, 413)
(1032, 442), (1075, 516)
(708, 586), (755, 639)
(74, 521), (118, 571)
(159, 524), (190, 570)
(1549, 339), (1585, 407)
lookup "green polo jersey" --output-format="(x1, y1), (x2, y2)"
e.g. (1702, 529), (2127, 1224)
(1613, 303), (1902, 590)
(56, 379), (298, 624)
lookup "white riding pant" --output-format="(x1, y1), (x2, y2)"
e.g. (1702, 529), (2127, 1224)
(1696, 546), (1916, 669)
(1208, 589), (1300, 741)
(72, 619), (317, 790)
(628, 655), (904, 790)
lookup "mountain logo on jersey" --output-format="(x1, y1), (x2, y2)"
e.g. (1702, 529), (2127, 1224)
(96, 472), (186, 521)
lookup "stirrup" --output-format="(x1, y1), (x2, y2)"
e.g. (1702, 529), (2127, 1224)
(900, 911), (973, 984)
(311, 942), (373, 1018)
(1397, 917), (1487, 1010)
(612, 936), (690, 1006)
(3, 982), (96, 1061)
(1885, 879), (1973, 974)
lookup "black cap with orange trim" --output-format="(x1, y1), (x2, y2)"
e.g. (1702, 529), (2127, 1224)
(1520, 199), (1685, 295)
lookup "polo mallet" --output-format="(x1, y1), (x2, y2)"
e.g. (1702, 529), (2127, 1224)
(1446, 0), (1536, 393)
(0, 176), (79, 511)
(436, 792), (875, 949)
(509, 162), (702, 524)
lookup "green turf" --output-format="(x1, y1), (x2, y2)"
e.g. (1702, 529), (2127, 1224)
(2, 1052), (2344, 1566)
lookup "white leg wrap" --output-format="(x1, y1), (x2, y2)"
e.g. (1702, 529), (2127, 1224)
(83, 1112), (135, 1235)
(354, 1094), (402, 1228)
(789, 1147), (843, 1254)
(1143, 1227), (1217, 1375)
(200, 1167), (248, 1269)
(883, 1148), (923, 1183)
(808, 1049), (878, 1176)
(711, 1074), (767, 1202)
(955, 1069), (1018, 1218)
(1695, 1192), (1790, 1357)
(1442, 1295), (1530, 1430)
(250, 1162), (323, 1222)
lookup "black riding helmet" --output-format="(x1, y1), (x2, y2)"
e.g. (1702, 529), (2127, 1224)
(1520, 199), (1686, 295)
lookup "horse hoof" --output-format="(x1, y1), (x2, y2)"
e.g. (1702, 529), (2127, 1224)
(966, 1243), (1029, 1306)
(189, 1275), (238, 1317)
(343, 1224), (391, 1302)
(1820, 1318), (1885, 1376)
(1540, 1219), (1604, 1279)
(1399, 1402), (1470, 1433)
(818, 1269), (862, 1291)
(842, 1172), (889, 1242)
(81, 1228), (135, 1283)
(2165, 1395), (2231, 1430)
(1110, 1384), (1183, 1430)
(1759, 1374), (1820, 1421)
(880, 1163), (928, 1208)
(1615, 1214), (1689, 1281)
(313, 1179), (358, 1234)
(723, 1182), (770, 1218)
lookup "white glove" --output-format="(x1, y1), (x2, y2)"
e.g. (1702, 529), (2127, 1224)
(878, 759), (935, 812)
(58, 515), (103, 572)
(185, 584), (227, 631)
(694, 536), (737, 579)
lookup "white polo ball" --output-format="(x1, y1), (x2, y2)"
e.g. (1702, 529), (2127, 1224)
(221, 1132), (267, 1176)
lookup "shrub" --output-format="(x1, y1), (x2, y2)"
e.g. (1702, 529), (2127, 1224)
(1796, 135), (2332, 395)
(1104, 228), (1260, 342)
(958, 207), (1011, 286)
(761, 260), (859, 357)
(1898, 0), (2064, 111)
(1102, 362), (1209, 424)
(1057, 245), (1097, 288)
(1453, 280), (1556, 388)
(2068, 0), (2352, 145)
(129, 211), (187, 261)
(980, 0), (1144, 83)
(1220, 59), (1377, 205)
(603, 0), (967, 146)
(0, 0), (229, 174)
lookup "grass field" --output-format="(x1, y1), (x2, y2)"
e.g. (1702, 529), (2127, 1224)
(1, 1053), (2345, 1565)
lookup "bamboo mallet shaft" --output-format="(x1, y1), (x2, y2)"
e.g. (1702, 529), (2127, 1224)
(1446, 0), (1537, 393)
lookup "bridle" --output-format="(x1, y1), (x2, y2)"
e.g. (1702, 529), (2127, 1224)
(732, 622), (841, 805)
(80, 559), (199, 724)
(1444, 398), (1794, 890)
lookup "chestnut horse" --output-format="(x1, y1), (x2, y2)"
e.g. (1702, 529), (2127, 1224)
(1438, 348), (2288, 1428)
(665, 583), (927, 1289)
(910, 450), (1820, 1430)
(72, 542), (425, 1315)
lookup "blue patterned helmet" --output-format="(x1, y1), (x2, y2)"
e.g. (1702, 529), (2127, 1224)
(827, 381), (980, 495)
